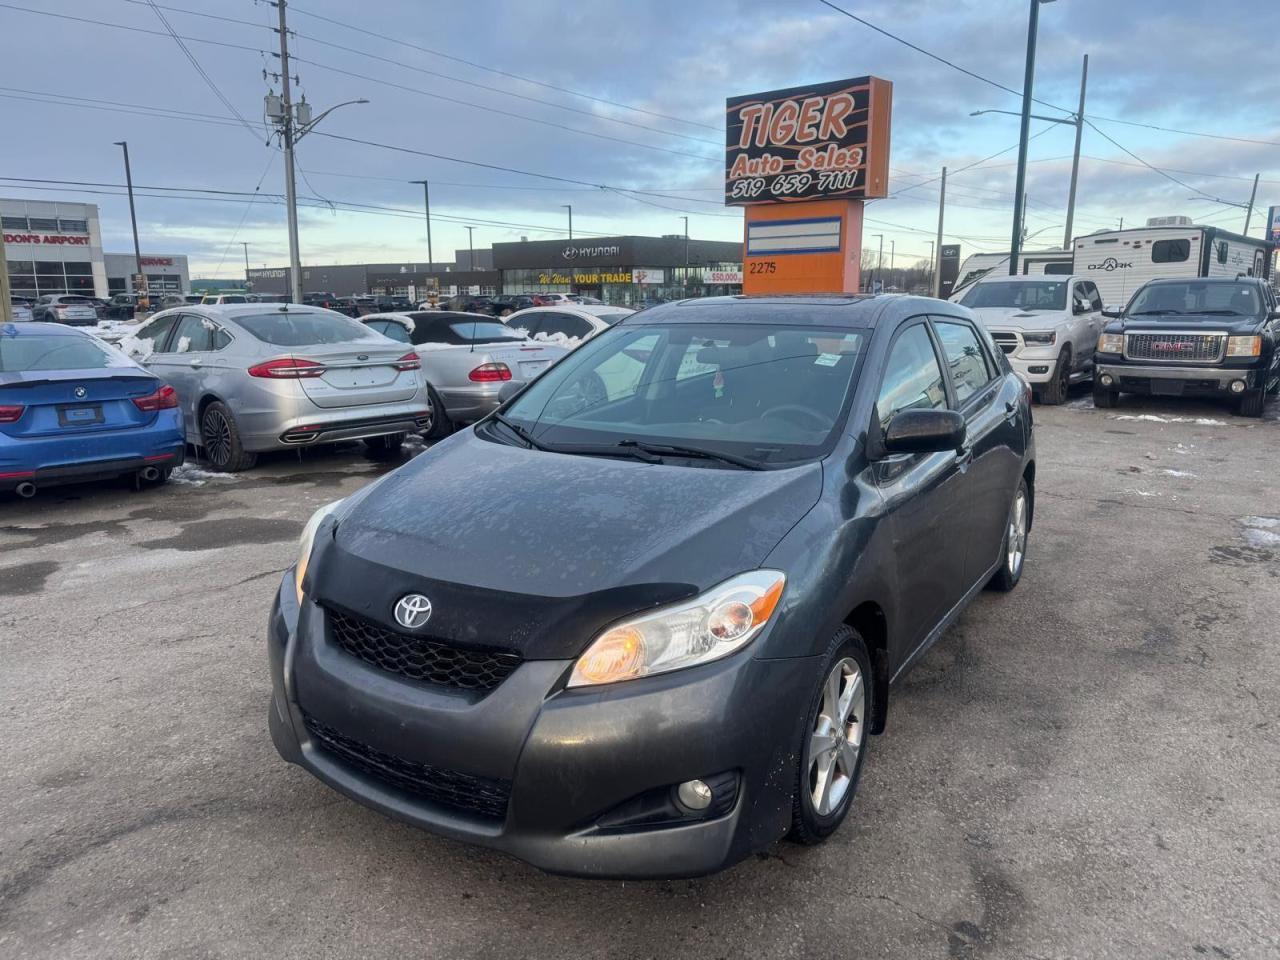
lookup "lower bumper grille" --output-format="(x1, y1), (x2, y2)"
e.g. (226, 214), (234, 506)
(302, 712), (511, 820)
(327, 606), (522, 692)
(990, 332), (1018, 354)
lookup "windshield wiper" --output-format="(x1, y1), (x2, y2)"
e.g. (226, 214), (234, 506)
(489, 412), (549, 450)
(617, 439), (765, 470)
(1132, 309), (1183, 315)
(1197, 310), (1246, 316)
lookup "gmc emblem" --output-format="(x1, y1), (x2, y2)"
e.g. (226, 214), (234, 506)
(1152, 341), (1194, 352)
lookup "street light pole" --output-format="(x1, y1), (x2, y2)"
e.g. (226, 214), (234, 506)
(1010, 0), (1054, 275)
(889, 240), (895, 291)
(466, 226), (475, 272)
(876, 234), (884, 292)
(409, 180), (433, 267)
(1243, 173), (1260, 235)
(926, 240), (935, 294)
(1063, 53), (1088, 250)
(934, 167), (947, 297)
(681, 216), (689, 296)
(113, 140), (146, 304)
(241, 242), (250, 285)
(562, 204), (573, 240)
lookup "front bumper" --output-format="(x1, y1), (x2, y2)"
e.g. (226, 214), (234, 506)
(1006, 354), (1062, 384)
(1096, 361), (1263, 395)
(267, 575), (818, 878)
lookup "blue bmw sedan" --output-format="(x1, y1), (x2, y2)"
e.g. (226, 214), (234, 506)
(0, 322), (185, 497)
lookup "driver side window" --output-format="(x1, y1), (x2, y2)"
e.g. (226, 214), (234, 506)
(876, 323), (947, 431)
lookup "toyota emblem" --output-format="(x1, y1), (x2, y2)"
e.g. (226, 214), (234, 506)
(74, 386), (87, 399)
(393, 593), (433, 629)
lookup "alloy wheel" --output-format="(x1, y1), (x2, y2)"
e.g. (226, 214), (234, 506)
(203, 409), (232, 467)
(807, 657), (866, 817)
(1007, 490), (1027, 575)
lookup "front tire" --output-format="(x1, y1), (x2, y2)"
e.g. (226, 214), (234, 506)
(1092, 382), (1119, 408)
(1038, 348), (1071, 405)
(1238, 388), (1265, 418)
(200, 401), (257, 472)
(787, 626), (873, 846)
(988, 476), (1029, 592)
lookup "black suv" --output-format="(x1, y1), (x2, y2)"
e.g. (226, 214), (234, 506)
(489, 294), (539, 317)
(1094, 277), (1280, 417)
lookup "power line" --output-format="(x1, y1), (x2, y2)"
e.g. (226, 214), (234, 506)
(284, 2), (719, 132)
(1085, 114), (1280, 149)
(1082, 120), (1220, 202)
(0, 3), (262, 53)
(289, 56), (717, 163)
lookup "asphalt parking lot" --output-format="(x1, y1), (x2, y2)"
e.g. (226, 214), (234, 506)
(2, 392), (1278, 960)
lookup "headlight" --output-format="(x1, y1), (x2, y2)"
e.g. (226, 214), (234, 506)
(568, 570), (786, 688)
(1226, 335), (1261, 357)
(1097, 332), (1124, 354)
(1022, 331), (1056, 345)
(295, 499), (344, 604)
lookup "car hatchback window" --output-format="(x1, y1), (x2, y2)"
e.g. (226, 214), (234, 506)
(876, 324), (947, 429)
(0, 333), (120, 371)
(235, 311), (378, 346)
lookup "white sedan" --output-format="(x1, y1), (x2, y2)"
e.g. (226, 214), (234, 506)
(503, 304), (635, 349)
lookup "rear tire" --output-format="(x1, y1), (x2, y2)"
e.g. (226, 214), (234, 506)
(1238, 388), (1265, 419)
(787, 626), (873, 846)
(200, 401), (257, 472)
(988, 477), (1029, 592)
(1092, 382), (1118, 408)
(363, 433), (405, 457)
(1038, 348), (1071, 405)
(422, 385), (453, 441)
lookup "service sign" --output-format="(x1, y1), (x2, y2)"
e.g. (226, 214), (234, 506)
(725, 76), (892, 206)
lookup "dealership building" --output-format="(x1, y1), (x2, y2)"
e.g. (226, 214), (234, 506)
(2, 198), (190, 299)
(246, 235), (743, 305)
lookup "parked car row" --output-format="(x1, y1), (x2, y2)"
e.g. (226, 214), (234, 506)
(958, 273), (1279, 417)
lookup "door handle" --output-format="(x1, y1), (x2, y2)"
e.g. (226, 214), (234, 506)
(1004, 401), (1016, 417)
(189, 358), (202, 367)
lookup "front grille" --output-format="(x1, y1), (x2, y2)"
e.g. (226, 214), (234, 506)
(327, 607), (522, 692)
(302, 712), (511, 819)
(1124, 332), (1224, 363)
(989, 332), (1018, 354)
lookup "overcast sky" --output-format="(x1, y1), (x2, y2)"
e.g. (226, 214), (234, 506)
(3, 0), (1276, 277)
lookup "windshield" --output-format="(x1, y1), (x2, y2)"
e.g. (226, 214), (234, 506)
(234, 311), (381, 346)
(497, 322), (868, 466)
(448, 321), (523, 343)
(961, 281), (1067, 310)
(1127, 281), (1263, 317)
(0, 332), (123, 371)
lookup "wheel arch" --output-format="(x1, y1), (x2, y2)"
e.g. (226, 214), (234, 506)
(843, 601), (889, 735)
(194, 393), (227, 447)
(1022, 459), (1036, 531)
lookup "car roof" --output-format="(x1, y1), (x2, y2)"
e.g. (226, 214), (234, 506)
(971, 274), (1077, 283)
(2, 321), (92, 337)
(622, 293), (950, 329)
(1142, 276), (1265, 286)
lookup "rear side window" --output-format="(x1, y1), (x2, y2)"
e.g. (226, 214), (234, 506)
(133, 314), (179, 354)
(934, 320), (995, 406)
(877, 324), (947, 430)
(368, 319), (412, 344)
(448, 321), (525, 343)
(170, 314), (217, 353)
(0, 333), (119, 371)
(235, 312), (377, 346)
(1151, 240), (1190, 264)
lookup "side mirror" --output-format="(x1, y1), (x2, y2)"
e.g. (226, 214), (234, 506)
(1101, 307), (1122, 319)
(496, 380), (522, 404)
(882, 408), (967, 456)
(1073, 298), (1090, 315)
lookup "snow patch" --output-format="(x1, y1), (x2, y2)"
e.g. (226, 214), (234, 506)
(1128, 489), (1159, 498)
(1242, 528), (1280, 548)
(1241, 516), (1279, 529)
(170, 463), (241, 486)
(1160, 469), (1196, 478)
(1112, 414), (1225, 426)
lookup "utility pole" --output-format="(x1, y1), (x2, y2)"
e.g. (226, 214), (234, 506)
(681, 216), (689, 296)
(465, 226), (475, 273)
(1063, 53), (1088, 250)
(241, 242), (250, 286)
(926, 240), (935, 295)
(272, 0), (302, 304)
(267, 1), (367, 303)
(934, 167), (947, 297)
(876, 233), (884, 293)
(562, 204), (573, 240)
(889, 240), (895, 291)
(0, 231), (11, 322)
(410, 180), (433, 267)
(1010, 0), (1051, 275)
(1243, 173), (1260, 235)
(114, 140), (147, 307)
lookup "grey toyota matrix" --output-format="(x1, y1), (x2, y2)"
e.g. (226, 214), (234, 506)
(268, 294), (1035, 878)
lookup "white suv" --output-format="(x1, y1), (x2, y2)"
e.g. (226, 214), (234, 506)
(957, 275), (1103, 404)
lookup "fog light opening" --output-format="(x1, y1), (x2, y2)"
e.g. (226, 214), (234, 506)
(1100, 374), (1114, 387)
(676, 779), (713, 812)
(1229, 380), (1246, 394)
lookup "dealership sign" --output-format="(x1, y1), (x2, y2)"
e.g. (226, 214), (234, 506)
(3, 233), (90, 246)
(632, 268), (666, 285)
(702, 269), (743, 284)
(139, 256), (173, 267)
(724, 76), (892, 206)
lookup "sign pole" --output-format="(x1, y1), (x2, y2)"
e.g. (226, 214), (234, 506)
(933, 167), (946, 297)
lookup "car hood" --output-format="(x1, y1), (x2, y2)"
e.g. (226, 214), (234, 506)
(311, 428), (823, 658)
(969, 306), (1068, 330)
(1114, 313), (1264, 335)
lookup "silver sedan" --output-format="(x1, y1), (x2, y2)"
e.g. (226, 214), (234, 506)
(359, 311), (568, 439)
(118, 305), (431, 470)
